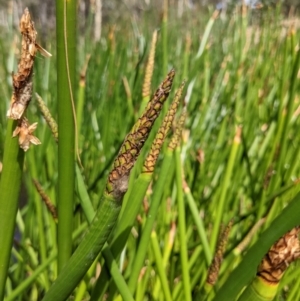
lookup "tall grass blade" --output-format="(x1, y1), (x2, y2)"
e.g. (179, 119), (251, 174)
(56, 0), (77, 272)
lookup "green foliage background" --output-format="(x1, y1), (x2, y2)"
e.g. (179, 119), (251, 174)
(0, 2), (300, 300)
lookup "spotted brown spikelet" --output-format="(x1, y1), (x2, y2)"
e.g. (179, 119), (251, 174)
(257, 227), (300, 284)
(143, 80), (185, 173)
(206, 220), (233, 286)
(12, 117), (41, 152)
(106, 69), (175, 200)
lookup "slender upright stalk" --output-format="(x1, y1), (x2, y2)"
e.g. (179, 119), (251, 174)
(0, 120), (25, 300)
(175, 147), (192, 301)
(127, 149), (174, 295)
(183, 182), (212, 265)
(56, 0), (77, 272)
(210, 126), (241, 251)
(151, 231), (173, 301)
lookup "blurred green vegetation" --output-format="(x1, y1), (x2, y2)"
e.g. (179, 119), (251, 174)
(1, 1), (300, 300)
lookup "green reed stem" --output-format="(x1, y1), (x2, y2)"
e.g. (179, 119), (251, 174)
(237, 276), (278, 301)
(90, 174), (151, 300)
(210, 126), (241, 251)
(175, 147), (192, 301)
(184, 184), (212, 265)
(151, 231), (173, 301)
(0, 120), (25, 300)
(42, 194), (121, 301)
(128, 149), (174, 294)
(56, 0), (77, 272)
(62, 166), (135, 301)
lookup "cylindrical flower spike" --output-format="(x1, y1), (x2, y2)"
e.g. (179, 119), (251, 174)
(35, 93), (58, 142)
(143, 80), (186, 173)
(168, 109), (187, 151)
(206, 220), (233, 286)
(142, 30), (158, 99)
(106, 69), (176, 200)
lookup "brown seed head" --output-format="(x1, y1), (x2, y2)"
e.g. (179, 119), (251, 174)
(257, 227), (300, 284)
(106, 69), (176, 199)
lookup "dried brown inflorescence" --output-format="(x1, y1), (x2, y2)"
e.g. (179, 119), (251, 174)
(7, 8), (51, 151)
(106, 69), (176, 200)
(257, 227), (300, 284)
(7, 80), (33, 120)
(8, 8), (37, 119)
(12, 117), (41, 152)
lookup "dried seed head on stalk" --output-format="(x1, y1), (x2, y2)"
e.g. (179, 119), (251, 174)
(15, 8), (51, 84)
(15, 8), (37, 83)
(7, 8), (51, 120)
(13, 117), (41, 152)
(7, 80), (33, 120)
(143, 80), (185, 173)
(7, 8), (51, 151)
(106, 69), (175, 200)
(7, 8), (36, 119)
(257, 227), (300, 284)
